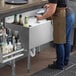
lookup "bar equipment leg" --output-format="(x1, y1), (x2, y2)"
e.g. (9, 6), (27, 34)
(11, 60), (16, 76)
(27, 49), (31, 72)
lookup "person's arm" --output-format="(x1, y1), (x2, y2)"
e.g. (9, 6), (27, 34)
(36, 3), (57, 20)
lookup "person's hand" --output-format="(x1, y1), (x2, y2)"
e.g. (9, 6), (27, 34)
(44, 4), (50, 8)
(36, 15), (43, 20)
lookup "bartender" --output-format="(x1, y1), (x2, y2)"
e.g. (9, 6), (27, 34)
(36, 0), (75, 70)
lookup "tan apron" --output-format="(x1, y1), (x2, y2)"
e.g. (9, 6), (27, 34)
(53, 7), (66, 44)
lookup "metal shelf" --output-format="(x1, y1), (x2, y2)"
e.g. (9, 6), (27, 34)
(0, 48), (24, 63)
(3, 54), (24, 63)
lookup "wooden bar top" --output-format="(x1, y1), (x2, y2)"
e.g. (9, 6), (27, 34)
(0, 0), (48, 18)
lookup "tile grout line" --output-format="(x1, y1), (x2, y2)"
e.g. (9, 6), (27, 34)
(65, 63), (76, 70)
(54, 63), (76, 76)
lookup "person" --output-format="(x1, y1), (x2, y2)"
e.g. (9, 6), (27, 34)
(36, 0), (75, 70)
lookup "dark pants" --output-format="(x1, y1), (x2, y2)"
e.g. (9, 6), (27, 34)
(55, 12), (75, 68)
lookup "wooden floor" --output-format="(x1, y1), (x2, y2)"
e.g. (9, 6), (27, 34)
(0, 46), (76, 76)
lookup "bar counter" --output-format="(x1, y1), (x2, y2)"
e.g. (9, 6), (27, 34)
(0, 0), (48, 18)
(0, 0), (53, 72)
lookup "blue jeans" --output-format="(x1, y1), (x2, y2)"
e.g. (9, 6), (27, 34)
(55, 13), (75, 68)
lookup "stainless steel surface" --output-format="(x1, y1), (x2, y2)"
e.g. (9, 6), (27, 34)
(11, 60), (16, 76)
(5, 0), (28, 5)
(0, 0), (53, 71)
(0, 48), (24, 63)
(6, 20), (53, 50)
(0, 47), (3, 63)
(0, 0), (48, 18)
(6, 16), (53, 71)
(27, 49), (31, 72)
(29, 20), (53, 49)
(0, 0), (40, 10)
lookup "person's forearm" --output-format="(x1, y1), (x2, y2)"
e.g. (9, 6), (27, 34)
(42, 4), (57, 19)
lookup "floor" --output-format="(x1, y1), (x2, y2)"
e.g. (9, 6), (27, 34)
(0, 46), (76, 76)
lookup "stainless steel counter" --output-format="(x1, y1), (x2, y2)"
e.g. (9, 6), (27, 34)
(0, 0), (53, 73)
(0, 0), (48, 18)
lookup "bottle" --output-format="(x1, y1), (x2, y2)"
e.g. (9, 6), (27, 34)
(3, 43), (8, 54)
(0, 20), (8, 55)
(6, 28), (10, 44)
(14, 31), (19, 43)
(2, 28), (6, 44)
(0, 33), (3, 46)
(0, 24), (3, 46)
(0, 45), (3, 54)
(2, 27), (8, 54)
(8, 41), (13, 53)
(13, 14), (17, 24)
(18, 14), (23, 25)
(12, 36), (16, 51)
(0, 20), (7, 45)
(23, 16), (29, 27)
(16, 39), (22, 50)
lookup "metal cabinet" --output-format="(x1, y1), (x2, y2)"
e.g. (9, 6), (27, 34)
(6, 19), (53, 71)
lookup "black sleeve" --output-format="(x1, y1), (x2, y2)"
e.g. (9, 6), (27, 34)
(48, 0), (57, 3)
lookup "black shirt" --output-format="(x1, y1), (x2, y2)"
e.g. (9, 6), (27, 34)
(48, 0), (67, 7)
